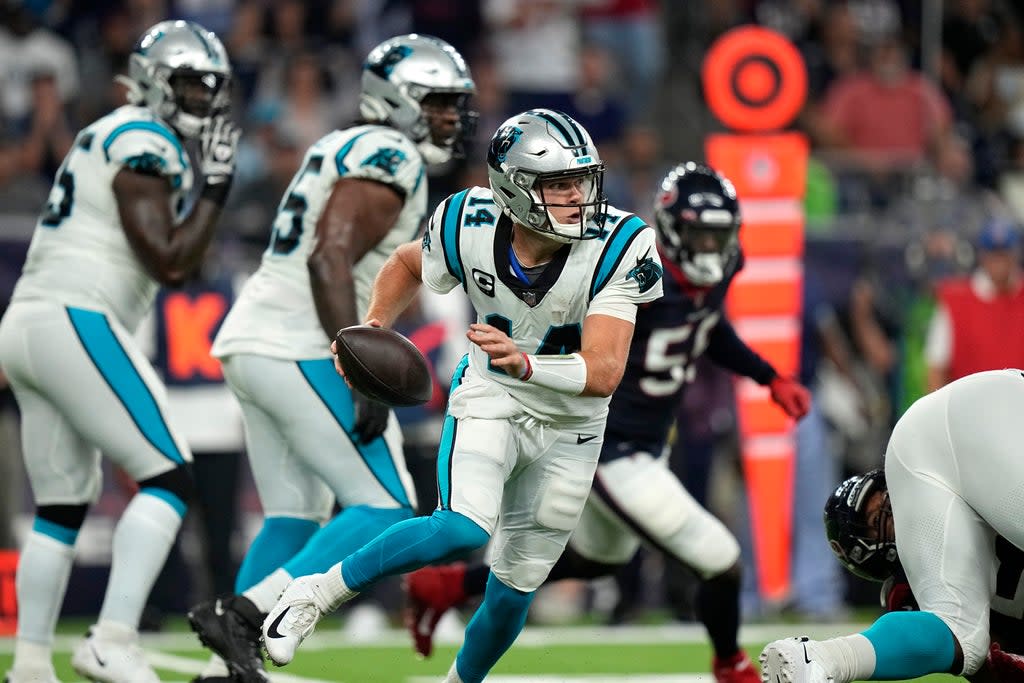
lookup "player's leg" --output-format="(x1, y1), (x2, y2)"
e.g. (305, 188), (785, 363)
(189, 355), (331, 682)
(581, 451), (754, 683)
(2, 303), (192, 683)
(2, 383), (97, 683)
(263, 410), (508, 665)
(448, 420), (600, 683)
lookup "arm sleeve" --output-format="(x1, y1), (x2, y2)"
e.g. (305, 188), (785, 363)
(705, 316), (778, 385)
(420, 197), (462, 295)
(588, 224), (664, 321)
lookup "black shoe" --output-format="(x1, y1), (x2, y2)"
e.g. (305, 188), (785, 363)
(188, 595), (269, 683)
(190, 677), (237, 682)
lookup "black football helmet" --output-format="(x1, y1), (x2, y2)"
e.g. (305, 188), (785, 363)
(653, 162), (741, 286)
(824, 469), (900, 582)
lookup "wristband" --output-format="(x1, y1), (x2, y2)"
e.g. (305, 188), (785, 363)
(518, 353), (533, 381)
(520, 352), (587, 395)
(200, 177), (233, 206)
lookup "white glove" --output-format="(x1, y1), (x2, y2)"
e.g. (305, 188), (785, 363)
(199, 116), (240, 186)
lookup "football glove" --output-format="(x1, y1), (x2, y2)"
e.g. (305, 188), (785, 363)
(352, 391), (389, 444)
(986, 643), (1024, 683)
(199, 115), (240, 204)
(769, 376), (811, 419)
(881, 575), (918, 611)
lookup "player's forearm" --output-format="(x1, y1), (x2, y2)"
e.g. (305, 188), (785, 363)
(365, 242), (422, 327)
(706, 320), (776, 385)
(309, 249), (359, 341)
(577, 349), (623, 397)
(161, 198), (224, 285)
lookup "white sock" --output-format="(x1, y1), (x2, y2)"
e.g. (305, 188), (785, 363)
(92, 619), (138, 644)
(97, 491), (183, 628)
(318, 562), (357, 610)
(443, 659), (464, 683)
(13, 531), (74, 668)
(12, 639), (58, 675)
(243, 568), (293, 614)
(814, 635), (877, 682)
(200, 653), (230, 677)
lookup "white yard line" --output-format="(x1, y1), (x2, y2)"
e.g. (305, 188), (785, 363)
(0, 622), (869, 655)
(146, 650), (342, 683)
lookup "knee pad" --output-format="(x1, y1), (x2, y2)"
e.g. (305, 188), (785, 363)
(535, 472), (591, 532)
(138, 465), (194, 516)
(432, 509), (489, 558)
(35, 503), (89, 544)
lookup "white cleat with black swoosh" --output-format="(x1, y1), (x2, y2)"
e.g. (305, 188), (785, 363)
(70, 628), (160, 683)
(262, 573), (334, 666)
(760, 637), (835, 683)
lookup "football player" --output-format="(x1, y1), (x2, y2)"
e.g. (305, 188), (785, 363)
(824, 472), (1024, 683)
(762, 369), (1024, 683)
(0, 20), (237, 683)
(402, 163), (811, 683)
(258, 109), (664, 683)
(185, 34), (476, 683)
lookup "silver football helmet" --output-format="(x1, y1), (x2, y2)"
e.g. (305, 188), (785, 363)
(360, 34), (476, 164)
(122, 20), (231, 139)
(487, 109), (608, 242)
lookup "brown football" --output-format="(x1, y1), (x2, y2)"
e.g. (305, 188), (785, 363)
(334, 325), (433, 407)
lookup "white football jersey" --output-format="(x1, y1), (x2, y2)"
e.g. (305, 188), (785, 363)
(421, 186), (664, 424)
(11, 105), (194, 331)
(212, 124), (426, 360)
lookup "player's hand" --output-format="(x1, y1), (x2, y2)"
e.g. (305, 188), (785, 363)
(352, 392), (389, 444)
(330, 339), (352, 386)
(467, 323), (526, 378)
(769, 376), (811, 419)
(199, 115), (240, 186)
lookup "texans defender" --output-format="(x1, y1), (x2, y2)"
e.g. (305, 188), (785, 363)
(259, 109), (664, 683)
(0, 20), (237, 683)
(403, 163), (811, 683)
(820, 471), (1024, 683)
(763, 370), (1024, 683)
(185, 35), (476, 683)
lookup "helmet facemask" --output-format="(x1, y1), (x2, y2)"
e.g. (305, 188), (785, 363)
(522, 167), (607, 242)
(415, 91), (478, 163)
(165, 69), (229, 137)
(660, 210), (739, 287)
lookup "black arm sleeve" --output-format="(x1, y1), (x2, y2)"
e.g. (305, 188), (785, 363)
(705, 317), (778, 385)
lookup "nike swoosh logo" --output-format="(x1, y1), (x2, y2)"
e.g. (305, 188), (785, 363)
(90, 642), (107, 667)
(266, 607), (290, 639)
(803, 643), (812, 664)
(576, 434), (598, 444)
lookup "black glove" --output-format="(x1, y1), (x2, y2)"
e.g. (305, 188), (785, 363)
(352, 391), (389, 444)
(199, 115), (240, 205)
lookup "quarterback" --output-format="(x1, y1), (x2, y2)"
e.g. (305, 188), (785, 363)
(185, 34), (476, 683)
(260, 109), (664, 683)
(763, 369), (1024, 683)
(404, 163), (810, 683)
(0, 20), (237, 683)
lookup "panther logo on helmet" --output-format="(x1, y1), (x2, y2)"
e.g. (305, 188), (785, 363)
(489, 125), (523, 168)
(367, 45), (413, 79)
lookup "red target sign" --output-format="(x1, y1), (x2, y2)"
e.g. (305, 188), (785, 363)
(702, 26), (807, 133)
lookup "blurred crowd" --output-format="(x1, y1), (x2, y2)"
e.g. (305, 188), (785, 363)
(3, 0), (1024, 626)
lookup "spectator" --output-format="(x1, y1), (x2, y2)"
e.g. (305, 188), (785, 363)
(926, 217), (1024, 391)
(18, 71), (74, 182)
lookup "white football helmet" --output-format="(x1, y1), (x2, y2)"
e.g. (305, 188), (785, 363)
(122, 20), (231, 139)
(487, 109), (608, 242)
(360, 34), (476, 164)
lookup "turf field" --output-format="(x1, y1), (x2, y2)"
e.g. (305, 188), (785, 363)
(0, 622), (960, 682)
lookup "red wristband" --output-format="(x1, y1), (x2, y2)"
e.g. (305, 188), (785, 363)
(519, 353), (533, 381)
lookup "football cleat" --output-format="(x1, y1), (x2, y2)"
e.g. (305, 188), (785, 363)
(262, 573), (334, 666)
(187, 595), (269, 683)
(189, 678), (235, 683)
(70, 628), (160, 683)
(403, 562), (468, 658)
(714, 649), (760, 683)
(760, 637), (835, 683)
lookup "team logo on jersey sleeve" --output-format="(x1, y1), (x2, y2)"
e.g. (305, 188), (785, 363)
(361, 148), (407, 175)
(626, 249), (663, 294)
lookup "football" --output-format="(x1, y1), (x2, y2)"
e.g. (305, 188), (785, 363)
(334, 325), (433, 407)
